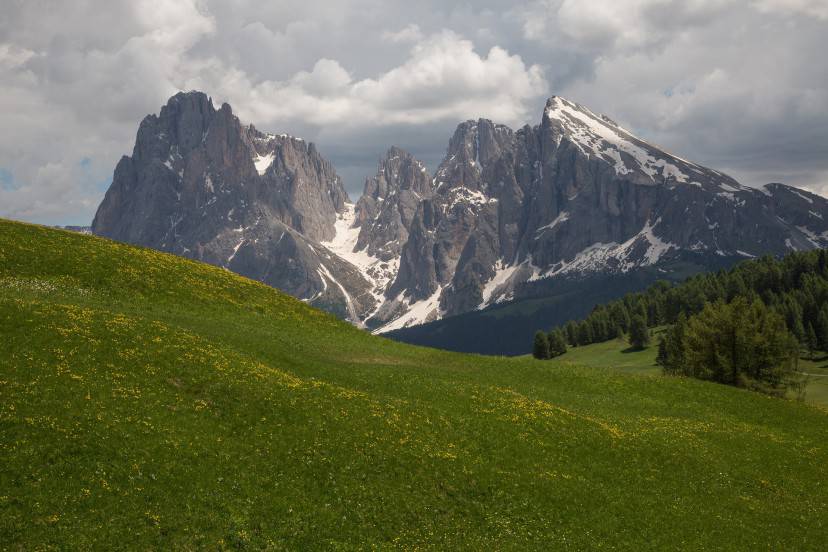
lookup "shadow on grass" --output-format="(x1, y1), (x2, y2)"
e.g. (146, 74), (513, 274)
(621, 345), (648, 354)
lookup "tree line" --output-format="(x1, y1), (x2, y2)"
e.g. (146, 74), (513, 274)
(532, 249), (828, 394)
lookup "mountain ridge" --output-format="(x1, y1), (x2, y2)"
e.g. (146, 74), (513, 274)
(92, 90), (828, 334)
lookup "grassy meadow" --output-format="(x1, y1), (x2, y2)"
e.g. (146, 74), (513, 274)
(556, 331), (828, 408)
(1, 219), (827, 549)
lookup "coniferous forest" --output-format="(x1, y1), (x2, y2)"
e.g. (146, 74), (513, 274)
(533, 250), (828, 395)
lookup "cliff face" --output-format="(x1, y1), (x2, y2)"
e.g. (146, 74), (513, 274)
(94, 91), (828, 331)
(92, 91), (374, 322)
(364, 97), (828, 331)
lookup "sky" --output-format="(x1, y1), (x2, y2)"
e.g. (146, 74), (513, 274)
(1, 0), (827, 226)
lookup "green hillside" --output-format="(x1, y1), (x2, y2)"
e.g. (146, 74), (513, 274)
(2, 219), (827, 550)
(556, 336), (828, 407)
(555, 337), (662, 376)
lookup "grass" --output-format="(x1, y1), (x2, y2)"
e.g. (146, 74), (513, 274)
(558, 332), (828, 408)
(1, 219), (827, 550)
(796, 355), (828, 407)
(555, 335), (663, 377)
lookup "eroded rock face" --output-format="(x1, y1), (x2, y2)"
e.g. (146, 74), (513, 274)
(93, 91), (374, 322)
(94, 91), (828, 332)
(369, 97), (828, 331)
(354, 146), (433, 261)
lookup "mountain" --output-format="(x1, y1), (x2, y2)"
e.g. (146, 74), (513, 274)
(93, 91), (828, 338)
(371, 97), (828, 333)
(92, 91), (374, 322)
(4, 219), (828, 549)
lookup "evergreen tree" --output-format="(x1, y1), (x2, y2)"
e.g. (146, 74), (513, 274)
(533, 331), (550, 360)
(806, 323), (818, 360)
(564, 321), (578, 347)
(793, 316), (807, 345)
(682, 298), (798, 393)
(536, 249), (828, 357)
(656, 334), (668, 366)
(658, 312), (687, 374)
(628, 315), (650, 350)
(817, 304), (828, 350)
(726, 273), (748, 301)
(782, 297), (805, 342)
(547, 329), (568, 358)
(646, 300), (662, 326)
(577, 321), (594, 346)
(610, 302), (631, 334)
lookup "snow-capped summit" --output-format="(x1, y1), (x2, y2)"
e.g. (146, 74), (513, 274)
(364, 95), (828, 331)
(542, 96), (749, 192)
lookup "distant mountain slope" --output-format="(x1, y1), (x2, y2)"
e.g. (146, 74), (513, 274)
(384, 256), (726, 355)
(2, 219), (828, 549)
(93, 91), (828, 332)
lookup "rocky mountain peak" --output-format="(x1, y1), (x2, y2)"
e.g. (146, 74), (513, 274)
(353, 146), (432, 260)
(94, 91), (828, 337)
(368, 146), (431, 197)
(540, 95), (748, 193)
(434, 119), (515, 196)
(93, 90), (373, 324)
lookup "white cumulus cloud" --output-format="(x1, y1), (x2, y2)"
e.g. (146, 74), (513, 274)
(192, 30), (547, 130)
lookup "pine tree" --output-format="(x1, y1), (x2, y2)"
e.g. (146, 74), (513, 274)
(682, 298), (798, 392)
(658, 312), (687, 374)
(577, 321), (594, 346)
(726, 273), (748, 302)
(792, 313), (806, 344)
(564, 321), (578, 347)
(534, 249), (828, 356)
(818, 305), (828, 350)
(547, 329), (568, 357)
(556, 329), (568, 356)
(611, 303), (631, 334)
(656, 334), (668, 364)
(533, 331), (550, 360)
(806, 323), (818, 360)
(628, 315), (650, 350)
(782, 297), (805, 342)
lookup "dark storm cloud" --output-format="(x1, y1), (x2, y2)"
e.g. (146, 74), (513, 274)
(1, 0), (826, 224)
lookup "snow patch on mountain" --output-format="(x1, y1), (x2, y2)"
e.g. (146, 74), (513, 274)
(318, 262), (360, 324)
(535, 211), (570, 237)
(447, 186), (498, 210)
(791, 189), (815, 204)
(479, 261), (522, 308)
(226, 238), (245, 265)
(374, 286), (445, 333)
(253, 152), (274, 175)
(545, 97), (689, 183)
(796, 225), (828, 247)
(533, 218), (677, 278)
(321, 203), (400, 309)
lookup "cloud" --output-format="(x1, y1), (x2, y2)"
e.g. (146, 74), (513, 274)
(755, 0), (828, 19)
(196, 30), (547, 131)
(517, 0), (828, 193)
(520, 0), (737, 54)
(0, 0), (216, 224)
(0, 0), (827, 223)
(382, 24), (425, 44)
(0, 43), (35, 69)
